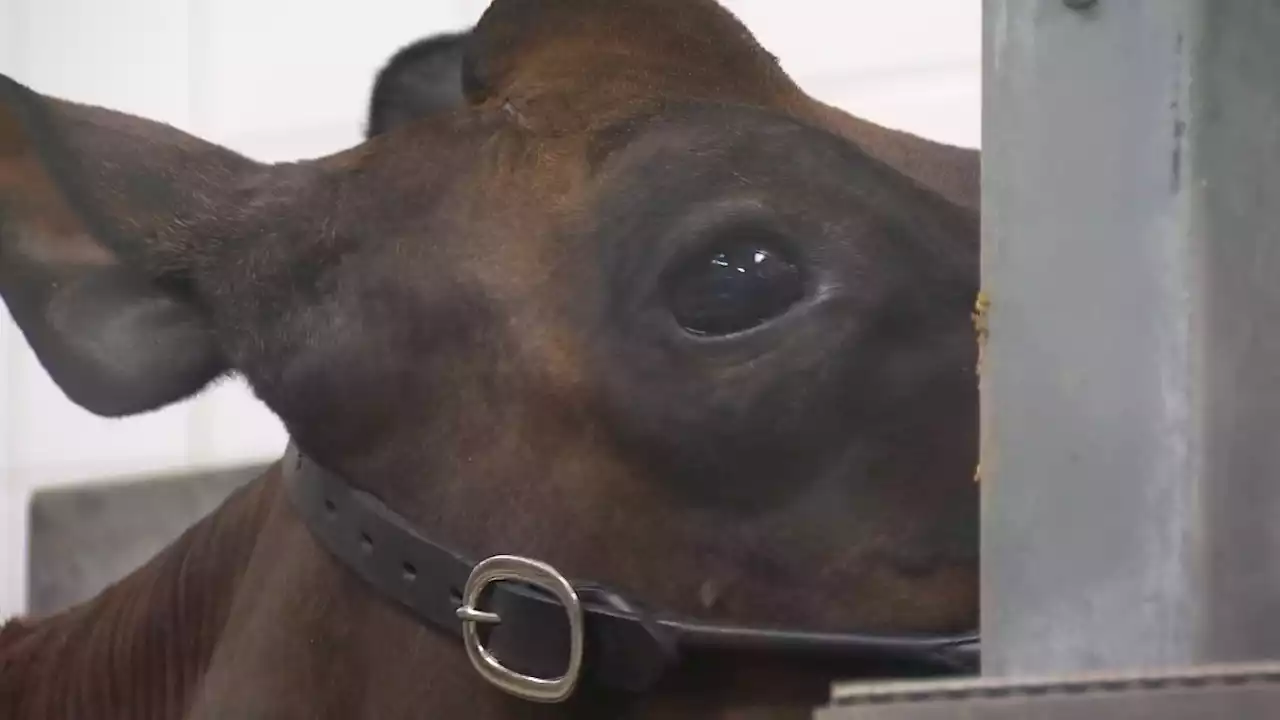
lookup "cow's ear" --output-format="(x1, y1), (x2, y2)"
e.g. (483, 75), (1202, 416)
(366, 31), (470, 138)
(0, 74), (301, 416)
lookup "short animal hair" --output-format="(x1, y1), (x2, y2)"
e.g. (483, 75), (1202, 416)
(365, 31), (469, 137)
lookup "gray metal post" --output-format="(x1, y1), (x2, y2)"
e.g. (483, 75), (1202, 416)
(981, 0), (1280, 676)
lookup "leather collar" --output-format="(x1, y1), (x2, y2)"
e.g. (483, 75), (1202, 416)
(282, 443), (979, 703)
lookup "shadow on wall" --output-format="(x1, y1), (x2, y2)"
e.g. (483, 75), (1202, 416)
(27, 466), (266, 616)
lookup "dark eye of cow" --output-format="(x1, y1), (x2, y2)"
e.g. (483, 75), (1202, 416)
(665, 241), (805, 336)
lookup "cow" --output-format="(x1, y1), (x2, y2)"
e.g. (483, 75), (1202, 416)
(0, 1), (980, 718)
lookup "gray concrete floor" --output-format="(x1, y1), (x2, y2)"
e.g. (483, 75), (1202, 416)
(27, 465), (266, 616)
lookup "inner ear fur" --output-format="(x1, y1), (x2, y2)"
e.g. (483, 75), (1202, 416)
(0, 73), (305, 416)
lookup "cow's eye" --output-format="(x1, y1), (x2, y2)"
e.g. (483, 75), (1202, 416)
(665, 241), (805, 336)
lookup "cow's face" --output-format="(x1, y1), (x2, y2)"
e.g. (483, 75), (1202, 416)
(0, 0), (978, 644)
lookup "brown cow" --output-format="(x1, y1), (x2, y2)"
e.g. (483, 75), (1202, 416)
(0, 1), (980, 718)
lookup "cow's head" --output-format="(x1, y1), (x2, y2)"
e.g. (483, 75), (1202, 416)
(0, 0), (978, 698)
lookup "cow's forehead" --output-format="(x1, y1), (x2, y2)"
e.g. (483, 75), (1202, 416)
(591, 102), (894, 186)
(579, 103), (947, 244)
(426, 100), (960, 302)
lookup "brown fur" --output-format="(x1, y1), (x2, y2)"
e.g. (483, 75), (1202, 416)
(0, 471), (277, 718)
(0, 1), (980, 718)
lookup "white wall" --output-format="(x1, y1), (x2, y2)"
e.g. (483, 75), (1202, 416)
(0, 0), (980, 619)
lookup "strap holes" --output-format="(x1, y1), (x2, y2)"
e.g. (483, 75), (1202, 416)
(402, 562), (418, 581)
(323, 499), (337, 515)
(359, 532), (374, 553)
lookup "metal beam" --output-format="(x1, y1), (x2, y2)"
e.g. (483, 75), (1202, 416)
(981, 0), (1280, 675)
(822, 661), (1280, 719)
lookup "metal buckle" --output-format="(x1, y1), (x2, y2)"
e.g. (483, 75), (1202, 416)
(455, 555), (585, 703)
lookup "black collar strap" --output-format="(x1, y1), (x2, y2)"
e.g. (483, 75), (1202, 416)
(282, 443), (979, 704)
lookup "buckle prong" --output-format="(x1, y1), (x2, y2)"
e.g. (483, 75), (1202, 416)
(455, 607), (502, 625)
(456, 555), (585, 704)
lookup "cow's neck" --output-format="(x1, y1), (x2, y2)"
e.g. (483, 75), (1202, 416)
(0, 468), (275, 720)
(199, 553), (834, 720)
(181, 462), (839, 719)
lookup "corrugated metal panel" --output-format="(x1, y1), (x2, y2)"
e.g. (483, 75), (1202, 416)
(822, 662), (1280, 719)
